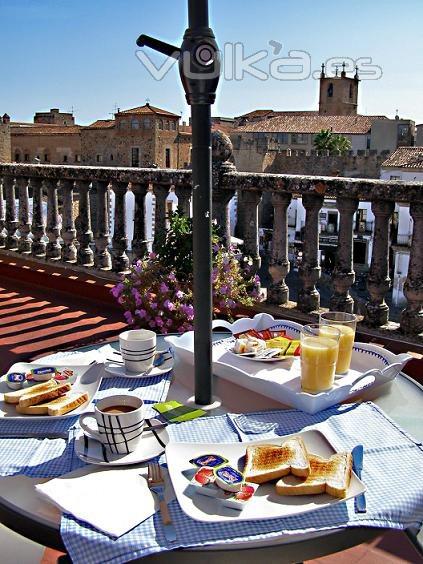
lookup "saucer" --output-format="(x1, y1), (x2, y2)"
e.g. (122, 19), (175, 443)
(75, 418), (169, 466)
(104, 350), (174, 379)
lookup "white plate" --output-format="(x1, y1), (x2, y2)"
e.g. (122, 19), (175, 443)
(227, 348), (294, 363)
(166, 314), (412, 414)
(166, 429), (366, 523)
(0, 363), (102, 420)
(75, 418), (169, 465)
(104, 351), (174, 379)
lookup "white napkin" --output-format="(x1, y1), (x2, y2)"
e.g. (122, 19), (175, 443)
(36, 466), (157, 537)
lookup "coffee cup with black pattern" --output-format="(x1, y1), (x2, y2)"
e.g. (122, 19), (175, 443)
(79, 394), (144, 454)
(119, 329), (157, 373)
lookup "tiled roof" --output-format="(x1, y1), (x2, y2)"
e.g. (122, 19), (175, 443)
(83, 119), (115, 130)
(11, 125), (81, 135)
(236, 109), (274, 119)
(117, 104), (179, 118)
(381, 147), (423, 169)
(236, 114), (388, 135)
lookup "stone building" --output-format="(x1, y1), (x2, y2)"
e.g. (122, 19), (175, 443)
(34, 108), (75, 126)
(0, 114), (11, 163)
(81, 104), (191, 168)
(318, 62), (359, 116)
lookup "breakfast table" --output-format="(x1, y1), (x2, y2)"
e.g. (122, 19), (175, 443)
(0, 331), (422, 563)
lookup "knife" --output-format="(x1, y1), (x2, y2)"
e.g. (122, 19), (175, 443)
(352, 444), (366, 513)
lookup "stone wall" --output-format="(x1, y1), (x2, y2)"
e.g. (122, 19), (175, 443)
(0, 122), (11, 162)
(11, 131), (81, 165)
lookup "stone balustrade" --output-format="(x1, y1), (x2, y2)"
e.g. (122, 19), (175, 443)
(0, 132), (422, 337)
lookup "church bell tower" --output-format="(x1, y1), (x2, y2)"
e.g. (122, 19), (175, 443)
(318, 62), (359, 116)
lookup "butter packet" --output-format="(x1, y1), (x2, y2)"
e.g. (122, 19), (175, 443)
(221, 482), (259, 510)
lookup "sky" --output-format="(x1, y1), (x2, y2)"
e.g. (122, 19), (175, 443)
(1, 0), (422, 125)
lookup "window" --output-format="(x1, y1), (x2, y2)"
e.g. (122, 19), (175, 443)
(170, 120), (176, 131)
(165, 148), (171, 168)
(276, 133), (289, 144)
(24, 154), (29, 162)
(63, 155), (68, 163)
(75, 154), (81, 163)
(291, 133), (308, 144)
(397, 124), (409, 142)
(349, 83), (353, 99)
(143, 118), (151, 129)
(131, 118), (139, 129)
(110, 154), (114, 161)
(44, 154), (49, 162)
(327, 83), (333, 97)
(131, 147), (140, 167)
(96, 154), (102, 163)
(164, 120), (169, 130)
(120, 120), (127, 129)
(15, 153), (20, 162)
(158, 119), (163, 130)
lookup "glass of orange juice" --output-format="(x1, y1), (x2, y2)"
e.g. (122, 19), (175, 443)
(319, 312), (357, 375)
(300, 324), (340, 393)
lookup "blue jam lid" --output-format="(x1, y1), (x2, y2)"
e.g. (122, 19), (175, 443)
(30, 366), (57, 376)
(7, 372), (26, 383)
(190, 454), (228, 468)
(215, 466), (243, 485)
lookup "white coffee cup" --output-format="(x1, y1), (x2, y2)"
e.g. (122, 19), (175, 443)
(79, 395), (144, 454)
(119, 329), (157, 373)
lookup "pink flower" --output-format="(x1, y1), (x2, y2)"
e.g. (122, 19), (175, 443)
(175, 290), (184, 299)
(149, 252), (157, 260)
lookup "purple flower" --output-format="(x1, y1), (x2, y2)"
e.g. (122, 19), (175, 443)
(168, 272), (176, 282)
(150, 302), (158, 310)
(159, 282), (169, 294)
(124, 311), (134, 325)
(149, 252), (157, 260)
(220, 285), (229, 295)
(131, 288), (142, 306)
(155, 317), (164, 327)
(111, 282), (124, 298)
(175, 290), (184, 299)
(135, 308), (147, 319)
(149, 320), (156, 328)
(163, 299), (175, 311)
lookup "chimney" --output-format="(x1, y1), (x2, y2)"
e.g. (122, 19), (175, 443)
(2, 113), (10, 124)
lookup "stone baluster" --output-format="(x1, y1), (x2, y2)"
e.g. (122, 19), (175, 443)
(45, 179), (62, 260)
(236, 189), (262, 271)
(111, 181), (129, 273)
(30, 178), (46, 257)
(61, 179), (77, 262)
(16, 177), (32, 254)
(330, 196), (359, 312)
(400, 201), (423, 334)
(4, 176), (19, 250)
(94, 180), (112, 270)
(267, 192), (292, 304)
(0, 177), (6, 248)
(131, 182), (149, 259)
(298, 192), (324, 312)
(364, 199), (395, 326)
(75, 180), (94, 266)
(153, 184), (169, 249)
(174, 184), (192, 217)
(212, 189), (235, 247)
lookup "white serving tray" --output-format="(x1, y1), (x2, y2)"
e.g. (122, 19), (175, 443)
(165, 314), (411, 414)
(0, 363), (102, 420)
(166, 429), (366, 523)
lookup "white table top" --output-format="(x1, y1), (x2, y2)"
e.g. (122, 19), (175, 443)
(0, 334), (422, 558)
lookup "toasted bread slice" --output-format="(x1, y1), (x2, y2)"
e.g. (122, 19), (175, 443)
(3, 379), (57, 404)
(15, 402), (50, 415)
(244, 437), (310, 484)
(47, 392), (89, 416)
(276, 452), (352, 499)
(18, 383), (71, 408)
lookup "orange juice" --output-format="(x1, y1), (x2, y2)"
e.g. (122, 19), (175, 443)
(300, 335), (339, 393)
(321, 324), (355, 374)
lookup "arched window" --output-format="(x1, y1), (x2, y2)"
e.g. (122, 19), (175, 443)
(143, 118), (151, 129)
(164, 120), (169, 130)
(327, 83), (333, 98)
(131, 118), (139, 129)
(349, 83), (353, 99)
(170, 120), (176, 131)
(158, 119), (163, 130)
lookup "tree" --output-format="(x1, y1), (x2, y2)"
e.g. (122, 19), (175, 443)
(313, 129), (351, 155)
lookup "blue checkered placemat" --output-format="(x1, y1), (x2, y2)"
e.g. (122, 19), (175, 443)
(60, 402), (423, 564)
(0, 372), (172, 477)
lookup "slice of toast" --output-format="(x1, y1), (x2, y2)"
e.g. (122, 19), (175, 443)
(47, 392), (89, 416)
(3, 379), (57, 404)
(18, 383), (71, 408)
(276, 452), (353, 499)
(244, 437), (310, 484)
